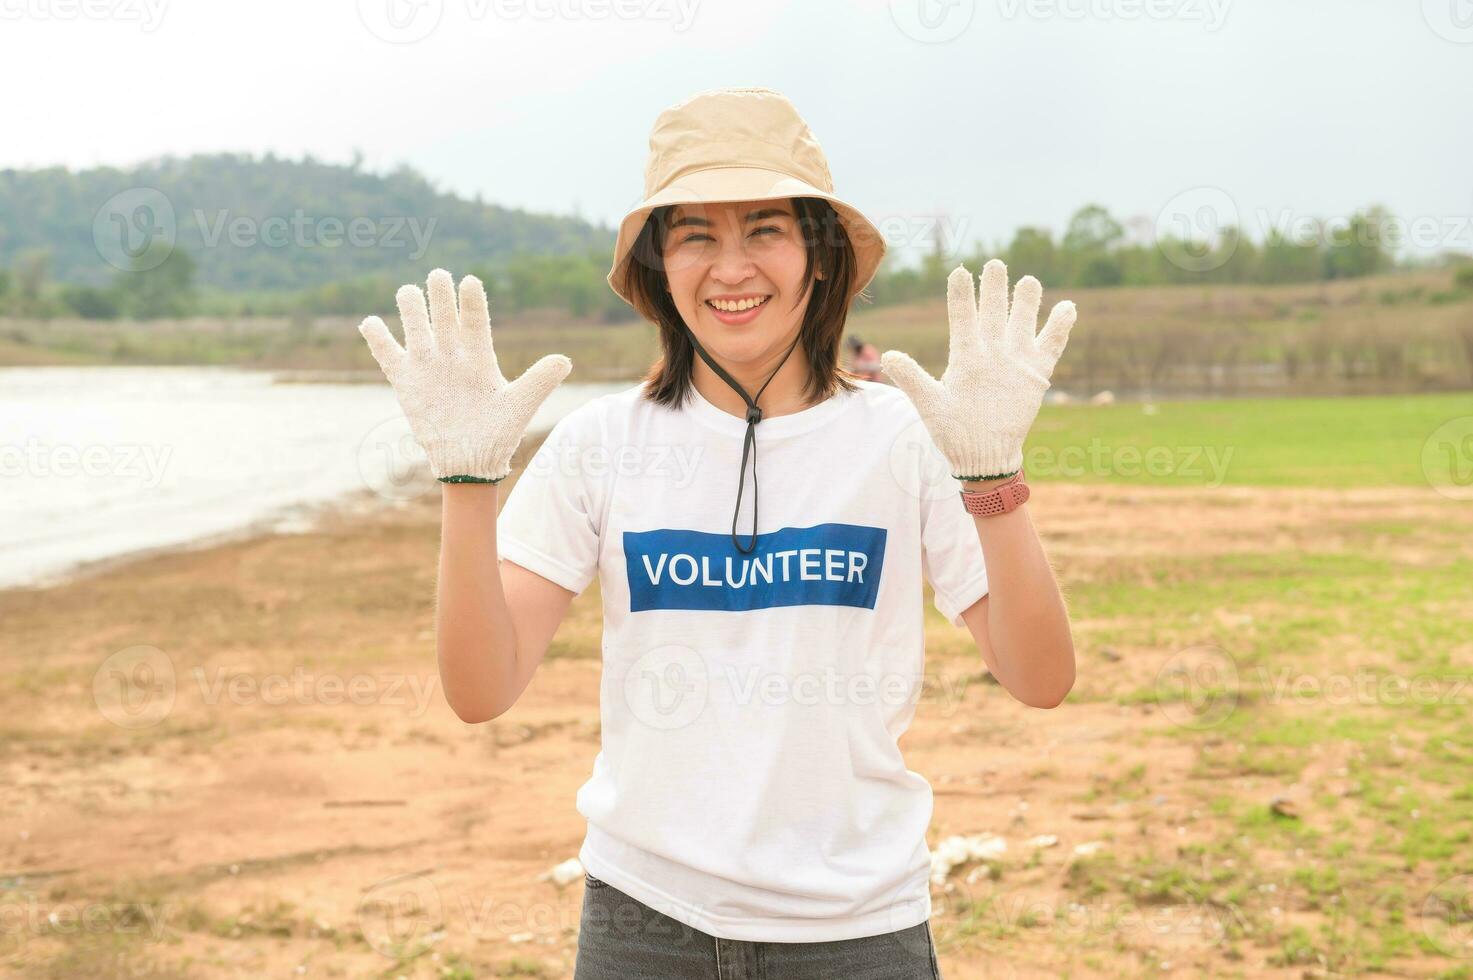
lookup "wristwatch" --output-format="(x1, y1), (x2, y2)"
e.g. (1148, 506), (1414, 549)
(959, 469), (1029, 518)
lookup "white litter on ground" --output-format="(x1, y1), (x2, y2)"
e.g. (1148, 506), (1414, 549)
(931, 833), (1008, 886)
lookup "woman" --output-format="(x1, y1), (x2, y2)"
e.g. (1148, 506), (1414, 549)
(357, 86), (1078, 979)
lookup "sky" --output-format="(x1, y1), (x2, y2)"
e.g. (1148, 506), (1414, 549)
(3, 0), (1471, 266)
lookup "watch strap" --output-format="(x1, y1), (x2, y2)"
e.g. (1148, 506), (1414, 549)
(959, 469), (1029, 517)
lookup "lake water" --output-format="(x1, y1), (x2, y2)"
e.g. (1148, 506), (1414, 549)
(0, 367), (632, 590)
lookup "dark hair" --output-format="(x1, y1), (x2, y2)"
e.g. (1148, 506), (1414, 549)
(618, 196), (868, 411)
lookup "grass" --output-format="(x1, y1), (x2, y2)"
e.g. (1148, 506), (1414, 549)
(1026, 390), (1473, 488)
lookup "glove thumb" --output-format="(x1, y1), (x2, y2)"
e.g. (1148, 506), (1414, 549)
(503, 353), (573, 428)
(880, 350), (945, 417)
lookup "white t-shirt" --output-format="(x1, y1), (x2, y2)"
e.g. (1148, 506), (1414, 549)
(496, 378), (988, 943)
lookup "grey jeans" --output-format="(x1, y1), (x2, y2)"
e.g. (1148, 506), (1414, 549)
(574, 873), (944, 979)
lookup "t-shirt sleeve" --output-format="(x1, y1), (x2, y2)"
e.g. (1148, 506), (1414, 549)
(495, 402), (604, 597)
(920, 483), (990, 628)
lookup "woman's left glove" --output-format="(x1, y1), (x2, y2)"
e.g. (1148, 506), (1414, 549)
(880, 259), (1077, 481)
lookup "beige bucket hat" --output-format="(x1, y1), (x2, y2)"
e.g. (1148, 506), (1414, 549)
(607, 87), (887, 317)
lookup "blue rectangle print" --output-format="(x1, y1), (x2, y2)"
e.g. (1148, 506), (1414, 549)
(623, 523), (887, 613)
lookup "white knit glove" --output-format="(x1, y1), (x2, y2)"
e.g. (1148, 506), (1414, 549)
(880, 260), (1077, 480)
(358, 268), (572, 483)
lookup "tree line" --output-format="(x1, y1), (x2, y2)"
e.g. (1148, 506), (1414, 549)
(0, 200), (1466, 323)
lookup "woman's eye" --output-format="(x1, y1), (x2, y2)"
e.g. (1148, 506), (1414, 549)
(676, 226), (781, 246)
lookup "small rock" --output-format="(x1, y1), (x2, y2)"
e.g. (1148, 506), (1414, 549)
(1268, 795), (1299, 819)
(546, 858), (584, 888)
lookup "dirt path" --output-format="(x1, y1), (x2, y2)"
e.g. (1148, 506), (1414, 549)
(3, 481), (1470, 978)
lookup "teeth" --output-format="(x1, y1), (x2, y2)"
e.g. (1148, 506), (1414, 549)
(708, 296), (769, 312)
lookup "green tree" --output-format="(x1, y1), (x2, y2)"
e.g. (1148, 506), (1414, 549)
(1003, 227), (1059, 285)
(114, 242), (198, 318)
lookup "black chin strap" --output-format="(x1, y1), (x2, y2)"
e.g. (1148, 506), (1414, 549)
(683, 326), (804, 555)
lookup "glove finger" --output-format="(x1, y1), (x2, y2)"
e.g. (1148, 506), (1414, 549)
(945, 264), (980, 366)
(457, 274), (503, 379)
(977, 258), (1010, 352)
(1035, 299), (1078, 368)
(395, 283), (434, 358)
(880, 350), (945, 418)
(426, 269), (459, 349)
(358, 315), (405, 379)
(502, 354), (573, 429)
(1007, 275), (1043, 352)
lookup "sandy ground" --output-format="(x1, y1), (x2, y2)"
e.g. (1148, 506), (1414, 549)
(2, 473), (1470, 979)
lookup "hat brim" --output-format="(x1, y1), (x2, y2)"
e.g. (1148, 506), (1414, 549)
(606, 166), (887, 318)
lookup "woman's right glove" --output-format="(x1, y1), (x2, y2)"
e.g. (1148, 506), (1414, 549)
(358, 268), (573, 484)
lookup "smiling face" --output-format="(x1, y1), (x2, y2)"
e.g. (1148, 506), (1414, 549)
(660, 198), (818, 367)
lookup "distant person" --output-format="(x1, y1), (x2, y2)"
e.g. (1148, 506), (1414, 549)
(846, 334), (884, 380)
